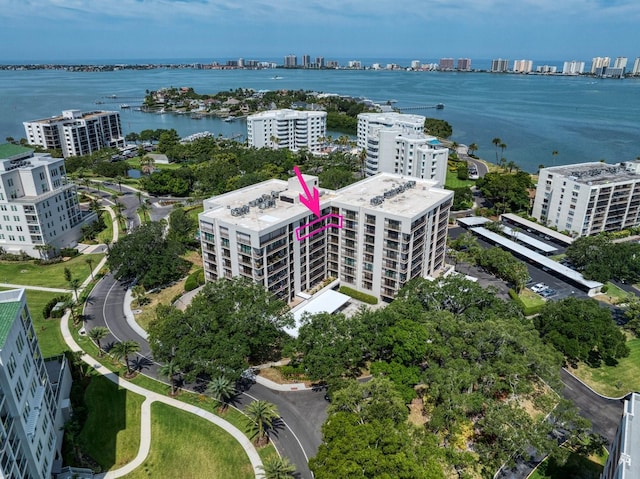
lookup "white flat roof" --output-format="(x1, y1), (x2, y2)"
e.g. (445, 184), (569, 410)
(470, 227), (602, 290)
(285, 289), (351, 337)
(501, 225), (558, 253)
(501, 213), (574, 245)
(457, 216), (491, 227)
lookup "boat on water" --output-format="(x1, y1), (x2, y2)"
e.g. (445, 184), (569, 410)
(223, 116), (235, 122)
(436, 103), (444, 109)
(272, 76), (283, 80)
(120, 104), (130, 109)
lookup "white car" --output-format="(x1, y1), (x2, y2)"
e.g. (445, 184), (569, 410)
(531, 283), (547, 293)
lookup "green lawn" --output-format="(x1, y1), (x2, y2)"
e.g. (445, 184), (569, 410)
(530, 448), (606, 479)
(77, 374), (144, 470)
(445, 169), (476, 189)
(520, 289), (546, 308)
(0, 253), (104, 289)
(97, 211), (114, 244)
(124, 402), (254, 479)
(603, 282), (632, 303)
(572, 338), (640, 397)
(186, 204), (204, 223)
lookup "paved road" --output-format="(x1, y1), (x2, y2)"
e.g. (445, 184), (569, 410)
(560, 369), (623, 444)
(83, 273), (324, 479)
(457, 144), (489, 177)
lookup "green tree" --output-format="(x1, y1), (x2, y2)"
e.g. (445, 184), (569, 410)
(110, 340), (141, 376)
(259, 456), (296, 479)
(534, 297), (629, 367)
(148, 278), (293, 382)
(64, 267), (72, 283)
(88, 326), (109, 357)
(69, 278), (81, 302)
(206, 375), (236, 410)
(85, 257), (95, 281)
(159, 359), (181, 396)
(167, 207), (198, 251)
(244, 400), (280, 446)
(468, 142), (478, 156)
(456, 163), (469, 180)
(492, 137), (502, 162)
(107, 221), (191, 289)
(452, 186), (473, 210)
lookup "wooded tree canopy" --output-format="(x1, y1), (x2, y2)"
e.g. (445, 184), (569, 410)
(534, 297), (629, 367)
(148, 278), (293, 382)
(566, 235), (640, 283)
(476, 171), (533, 214)
(106, 221), (191, 289)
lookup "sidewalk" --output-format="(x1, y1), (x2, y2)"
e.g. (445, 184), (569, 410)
(61, 311), (264, 478)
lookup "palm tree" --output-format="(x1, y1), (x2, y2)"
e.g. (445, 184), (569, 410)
(88, 326), (109, 356)
(492, 137), (502, 162)
(468, 143), (478, 157)
(507, 160), (517, 173)
(138, 201), (151, 223)
(244, 400), (279, 446)
(259, 456), (296, 479)
(206, 375), (236, 411)
(69, 278), (81, 302)
(110, 340), (140, 376)
(499, 142), (507, 159)
(135, 190), (143, 205)
(88, 198), (102, 214)
(159, 359), (181, 396)
(85, 258), (95, 280)
(115, 176), (124, 193)
(115, 212), (127, 232)
(552, 150), (559, 165)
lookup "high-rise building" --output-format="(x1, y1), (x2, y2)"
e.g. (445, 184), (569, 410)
(0, 144), (96, 258)
(199, 173), (452, 303)
(532, 161), (640, 236)
(23, 109), (125, 158)
(302, 55), (310, 68)
(347, 60), (362, 69)
(410, 60), (421, 70)
(562, 60), (585, 75)
(439, 58), (454, 71)
(512, 59), (533, 73)
(357, 113), (448, 186)
(590, 56), (611, 73)
(490, 58), (509, 72)
(246, 109), (327, 153)
(632, 57), (640, 76)
(315, 57), (324, 68)
(457, 58), (471, 71)
(536, 65), (557, 74)
(0, 288), (73, 478)
(284, 55), (297, 68)
(614, 57), (628, 69)
(601, 392), (640, 479)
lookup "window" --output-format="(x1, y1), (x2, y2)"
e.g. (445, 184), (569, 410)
(23, 357), (31, 376)
(35, 439), (42, 461)
(16, 332), (25, 353)
(7, 353), (17, 377)
(15, 378), (24, 401)
(23, 402), (31, 422)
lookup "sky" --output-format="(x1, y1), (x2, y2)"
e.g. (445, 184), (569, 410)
(0, 0), (638, 63)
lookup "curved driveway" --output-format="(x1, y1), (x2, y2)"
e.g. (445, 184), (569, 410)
(83, 273), (326, 479)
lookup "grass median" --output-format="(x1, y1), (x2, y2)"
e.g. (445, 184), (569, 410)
(0, 253), (104, 289)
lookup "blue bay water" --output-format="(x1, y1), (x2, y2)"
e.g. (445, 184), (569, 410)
(0, 67), (638, 173)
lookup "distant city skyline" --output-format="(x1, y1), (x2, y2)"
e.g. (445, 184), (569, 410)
(0, 0), (639, 62)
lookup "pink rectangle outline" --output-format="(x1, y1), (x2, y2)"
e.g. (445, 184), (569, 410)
(295, 213), (344, 241)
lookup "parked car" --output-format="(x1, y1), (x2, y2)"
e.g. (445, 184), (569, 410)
(531, 283), (547, 293)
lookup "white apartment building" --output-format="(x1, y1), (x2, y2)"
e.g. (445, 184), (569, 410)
(24, 109), (125, 158)
(591, 56), (611, 73)
(357, 113), (448, 186)
(0, 144), (96, 258)
(601, 392), (640, 479)
(562, 60), (585, 75)
(632, 57), (640, 76)
(246, 109), (327, 153)
(0, 289), (73, 478)
(536, 65), (557, 74)
(199, 173), (453, 304)
(614, 57), (628, 69)
(491, 58), (509, 72)
(532, 161), (640, 236)
(512, 59), (533, 73)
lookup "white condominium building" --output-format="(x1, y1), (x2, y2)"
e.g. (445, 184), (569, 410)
(562, 60), (585, 75)
(632, 57), (640, 76)
(0, 144), (96, 258)
(601, 392), (640, 479)
(24, 109), (125, 158)
(490, 58), (509, 72)
(512, 59), (533, 73)
(532, 161), (640, 237)
(614, 57), (628, 69)
(199, 173), (453, 303)
(246, 109), (327, 153)
(357, 112), (448, 186)
(0, 289), (73, 479)
(591, 56), (611, 73)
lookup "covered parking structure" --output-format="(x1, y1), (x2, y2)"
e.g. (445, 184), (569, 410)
(500, 213), (574, 247)
(286, 289), (351, 337)
(469, 226), (602, 296)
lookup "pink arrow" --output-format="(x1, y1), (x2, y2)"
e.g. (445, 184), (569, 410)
(293, 165), (321, 218)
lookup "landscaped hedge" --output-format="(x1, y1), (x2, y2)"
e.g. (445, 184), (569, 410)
(184, 268), (205, 292)
(508, 289), (544, 316)
(42, 294), (72, 320)
(339, 286), (378, 305)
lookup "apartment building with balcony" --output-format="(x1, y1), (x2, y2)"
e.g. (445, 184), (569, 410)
(491, 58), (509, 72)
(532, 161), (640, 236)
(601, 392), (640, 479)
(246, 109), (327, 153)
(0, 144), (96, 258)
(357, 112), (448, 186)
(0, 289), (73, 478)
(24, 109), (125, 158)
(199, 173), (453, 304)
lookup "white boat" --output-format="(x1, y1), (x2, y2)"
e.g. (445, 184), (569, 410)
(120, 104), (130, 109)
(223, 116), (235, 122)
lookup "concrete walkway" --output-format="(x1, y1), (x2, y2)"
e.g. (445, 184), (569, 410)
(61, 311), (264, 478)
(0, 283), (71, 293)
